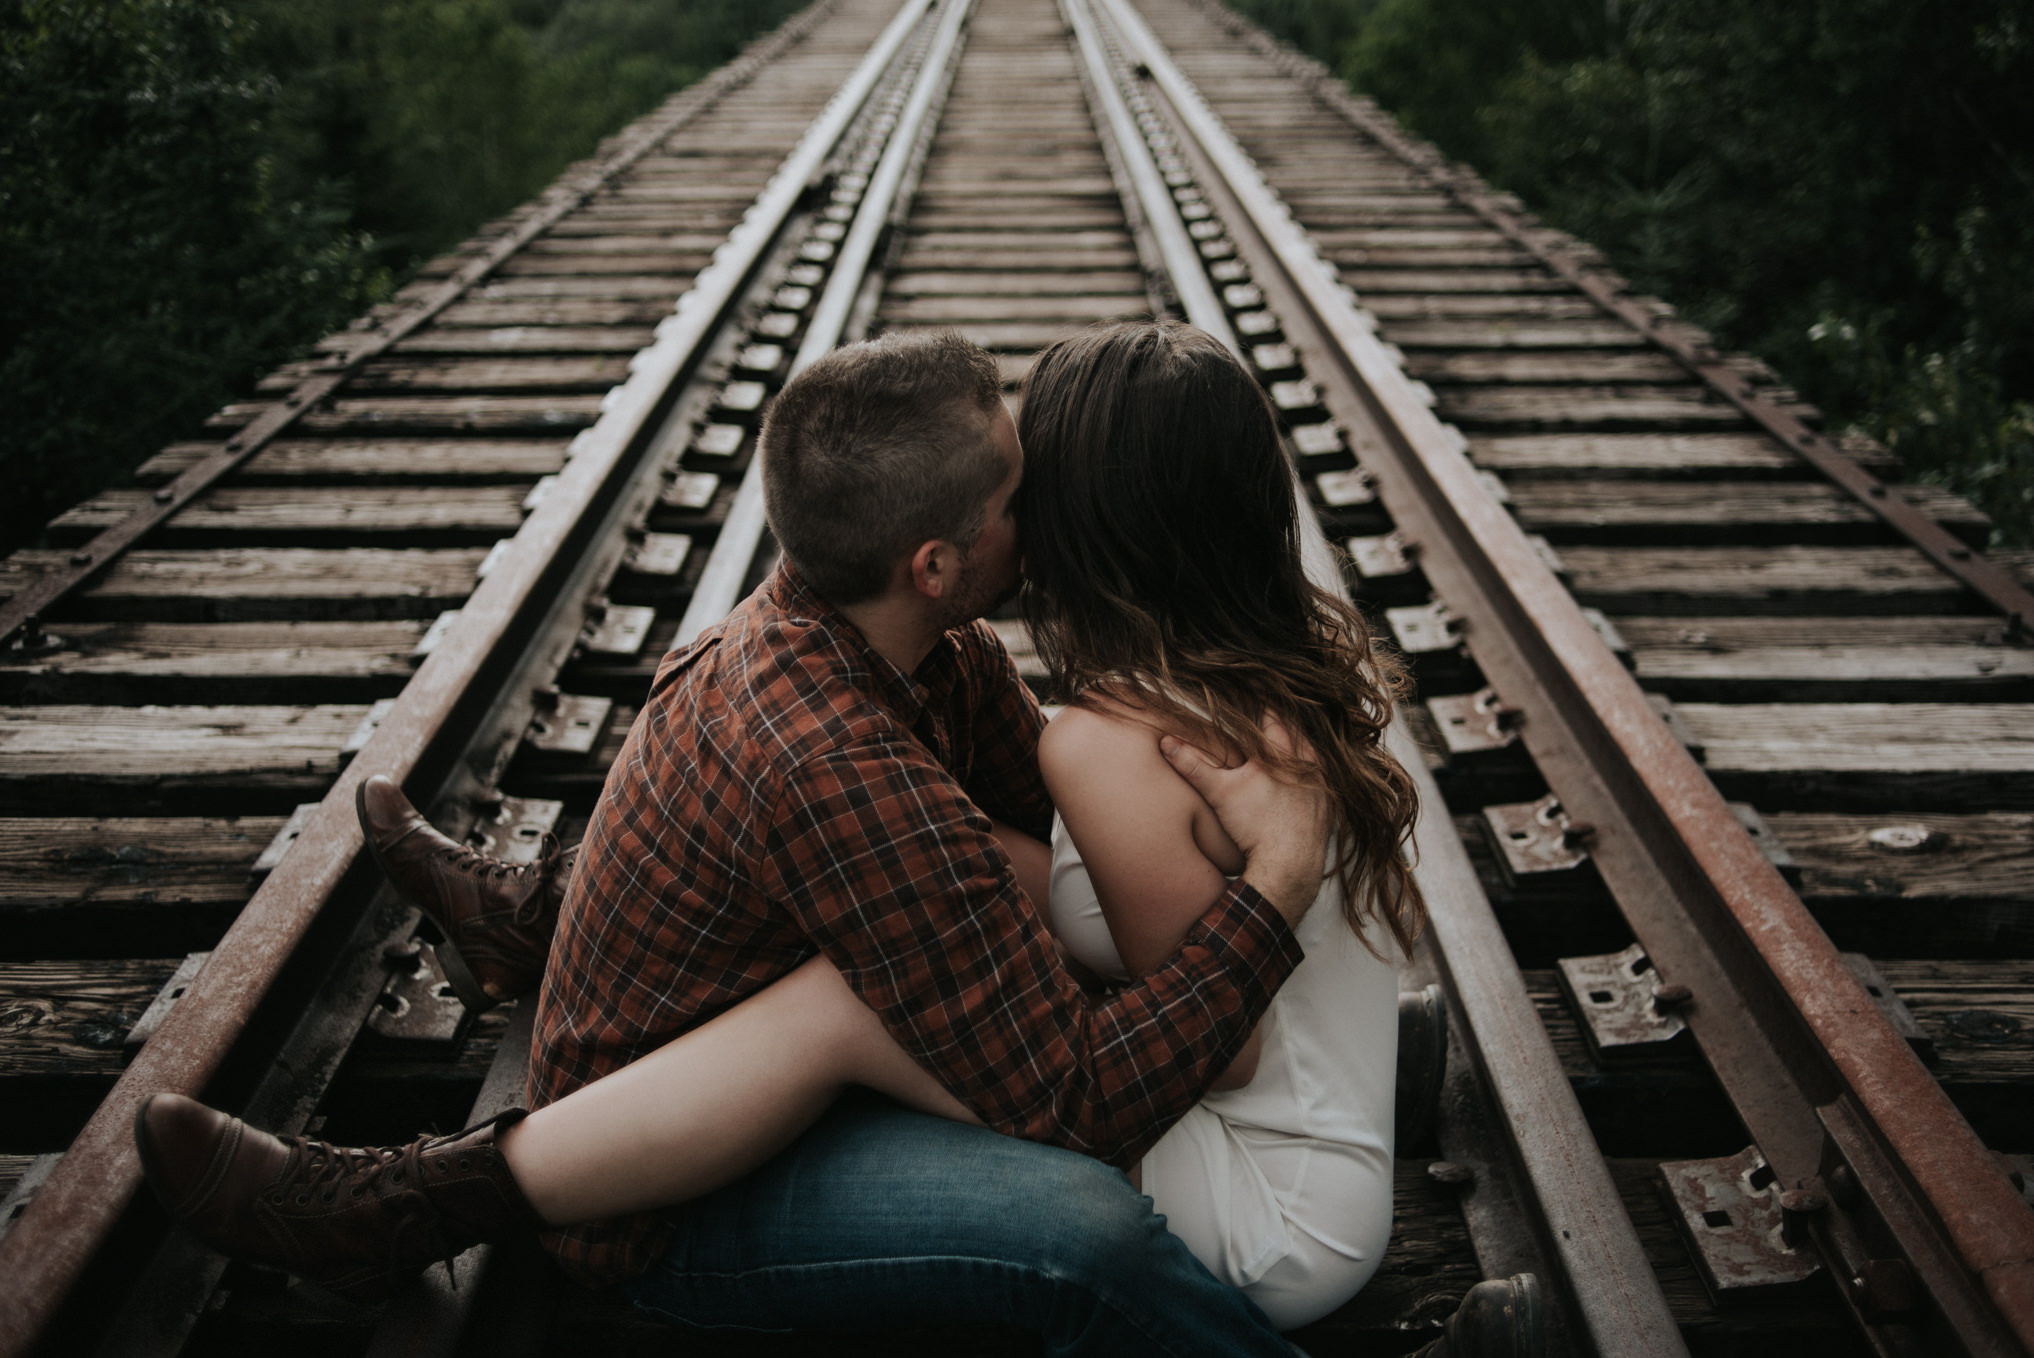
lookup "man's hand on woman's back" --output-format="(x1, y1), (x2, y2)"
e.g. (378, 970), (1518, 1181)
(1157, 719), (1331, 928)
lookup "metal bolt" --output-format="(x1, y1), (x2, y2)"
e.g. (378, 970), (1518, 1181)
(1651, 982), (1694, 1011)
(1492, 705), (1525, 732)
(1560, 823), (1597, 849)
(1427, 1161), (1474, 1187)
(1948, 545), (1972, 561)
(69, 551), (93, 566)
(381, 940), (423, 967)
(1779, 1183), (1827, 1247)
(153, 488), (175, 503)
(1847, 1259), (1917, 1322)
(1827, 1163), (1862, 1210)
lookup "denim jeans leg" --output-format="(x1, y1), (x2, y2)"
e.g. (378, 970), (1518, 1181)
(615, 1091), (1295, 1358)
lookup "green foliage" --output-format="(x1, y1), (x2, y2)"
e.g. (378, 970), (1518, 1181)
(1230, 0), (2034, 546)
(1, 0), (801, 557)
(0, 0), (383, 557)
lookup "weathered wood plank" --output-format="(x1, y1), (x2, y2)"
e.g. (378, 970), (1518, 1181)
(1387, 320), (1650, 349)
(1362, 294), (1602, 321)
(880, 294), (1147, 323)
(1345, 269), (1567, 294)
(893, 248), (1144, 272)
(1675, 702), (2034, 810)
(1327, 247), (1539, 269)
(1469, 433), (1900, 480)
(392, 327), (652, 355)
(207, 395), (604, 436)
(137, 439), (569, 484)
(340, 357), (631, 392)
(1522, 966), (2034, 1145)
(0, 620), (426, 704)
(1620, 616), (2033, 700)
(1438, 385), (1761, 430)
(882, 270), (1147, 296)
(0, 959), (181, 1079)
(1507, 481), (1990, 547)
(1407, 352), (1691, 385)
(0, 705), (368, 813)
(49, 487), (527, 546)
(1562, 547), (1973, 616)
(436, 298), (673, 328)
(1773, 805), (2033, 910)
(0, 548), (484, 622)
(494, 253), (707, 277)
(0, 817), (273, 958)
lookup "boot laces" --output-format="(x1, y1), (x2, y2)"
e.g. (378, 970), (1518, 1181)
(289, 1136), (455, 1279)
(430, 834), (566, 925)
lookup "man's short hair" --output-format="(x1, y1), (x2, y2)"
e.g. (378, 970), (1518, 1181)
(761, 331), (1006, 605)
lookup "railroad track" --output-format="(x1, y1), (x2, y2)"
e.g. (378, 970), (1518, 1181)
(2, 0), (2030, 1354)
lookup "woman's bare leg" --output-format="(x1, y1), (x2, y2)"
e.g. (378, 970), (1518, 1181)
(499, 955), (975, 1226)
(496, 821), (1048, 1227)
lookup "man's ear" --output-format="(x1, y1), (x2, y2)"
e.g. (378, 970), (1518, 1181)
(908, 538), (953, 602)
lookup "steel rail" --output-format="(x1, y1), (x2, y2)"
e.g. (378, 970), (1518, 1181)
(678, 0), (976, 648)
(1181, 0), (2034, 636)
(0, 6), (936, 1351)
(0, 0), (845, 655)
(1072, 4), (1685, 1353)
(1106, 2), (2034, 1352)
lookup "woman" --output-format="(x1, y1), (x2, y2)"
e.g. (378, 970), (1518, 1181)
(1018, 319), (1423, 1325)
(137, 320), (1423, 1328)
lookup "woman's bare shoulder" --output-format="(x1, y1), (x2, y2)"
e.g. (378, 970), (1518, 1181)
(1039, 701), (1188, 806)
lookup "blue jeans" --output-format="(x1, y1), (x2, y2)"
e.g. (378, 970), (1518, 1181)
(616, 1091), (1297, 1356)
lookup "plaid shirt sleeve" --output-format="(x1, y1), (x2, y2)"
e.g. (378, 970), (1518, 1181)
(757, 734), (1304, 1166)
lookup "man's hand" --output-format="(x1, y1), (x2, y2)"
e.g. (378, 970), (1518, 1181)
(1158, 718), (1331, 927)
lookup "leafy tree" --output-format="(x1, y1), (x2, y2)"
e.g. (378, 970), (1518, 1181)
(0, 0), (381, 557)
(1, 0), (804, 558)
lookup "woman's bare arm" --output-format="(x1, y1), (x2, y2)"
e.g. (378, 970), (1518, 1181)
(1038, 704), (1264, 1087)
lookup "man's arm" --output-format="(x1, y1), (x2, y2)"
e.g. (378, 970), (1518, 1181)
(954, 621), (1053, 840)
(758, 738), (1308, 1166)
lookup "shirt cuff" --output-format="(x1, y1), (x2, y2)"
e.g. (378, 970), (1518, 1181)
(1187, 881), (1305, 1010)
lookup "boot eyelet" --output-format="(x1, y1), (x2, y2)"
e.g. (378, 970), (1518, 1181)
(351, 1185), (365, 1198)
(458, 1157), (471, 1171)
(272, 1193), (284, 1205)
(321, 1191), (335, 1203)
(295, 1195), (309, 1205)
(391, 1170), (405, 1185)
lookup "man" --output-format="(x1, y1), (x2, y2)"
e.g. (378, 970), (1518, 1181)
(137, 332), (1534, 1357)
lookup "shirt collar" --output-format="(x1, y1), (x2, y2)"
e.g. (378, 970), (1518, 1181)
(766, 562), (962, 717)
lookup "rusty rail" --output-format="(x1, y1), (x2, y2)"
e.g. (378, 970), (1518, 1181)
(0, 5), (937, 1351)
(1108, 0), (2034, 1352)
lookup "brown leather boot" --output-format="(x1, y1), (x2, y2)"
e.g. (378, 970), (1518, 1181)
(134, 1093), (539, 1302)
(355, 775), (575, 1011)
(1411, 1274), (1544, 1358)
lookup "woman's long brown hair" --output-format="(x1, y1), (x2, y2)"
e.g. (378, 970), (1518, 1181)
(1017, 320), (1425, 957)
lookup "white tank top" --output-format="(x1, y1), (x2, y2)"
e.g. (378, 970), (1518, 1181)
(1048, 813), (1400, 1157)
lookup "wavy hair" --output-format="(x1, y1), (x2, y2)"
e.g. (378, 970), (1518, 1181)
(1018, 320), (1425, 957)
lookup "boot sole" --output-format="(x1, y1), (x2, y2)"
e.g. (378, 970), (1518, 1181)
(355, 779), (497, 1015)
